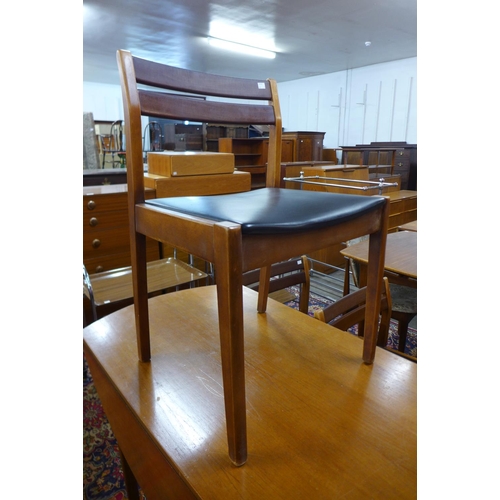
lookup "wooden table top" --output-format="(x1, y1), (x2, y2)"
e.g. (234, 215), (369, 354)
(83, 286), (417, 499)
(341, 230), (417, 279)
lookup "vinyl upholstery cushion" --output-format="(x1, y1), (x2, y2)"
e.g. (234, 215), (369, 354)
(146, 188), (386, 235)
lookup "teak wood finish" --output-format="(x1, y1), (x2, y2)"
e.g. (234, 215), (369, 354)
(83, 287), (417, 499)
(116, 49), (390, 465)
(341, 230), (417, 287)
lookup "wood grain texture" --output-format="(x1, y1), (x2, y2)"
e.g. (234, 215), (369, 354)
(342, 230), (417, 280)
(84, 286), (416, 500)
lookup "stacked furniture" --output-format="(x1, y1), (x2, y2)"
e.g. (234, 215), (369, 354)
(341, 142), (417, 190)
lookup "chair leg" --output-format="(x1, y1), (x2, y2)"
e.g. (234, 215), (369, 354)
(362, 199), (390, 364)
(131, 232), (152, 362)
(213, 223), (247, 466)
(299, 255), (311, 314)
(119, 448), (140, 500)
(397, 319), (410, 352)
(343, 257), (350, 296)
(257, 265), (271, 313)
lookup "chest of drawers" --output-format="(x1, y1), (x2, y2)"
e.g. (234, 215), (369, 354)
(83, 185), (159, 274)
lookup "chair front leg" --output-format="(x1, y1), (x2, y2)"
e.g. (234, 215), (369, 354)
(363, 200), (390, 364)
(213, 222), (247, 466)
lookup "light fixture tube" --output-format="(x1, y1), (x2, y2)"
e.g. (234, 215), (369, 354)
(207, 37), (276, 59)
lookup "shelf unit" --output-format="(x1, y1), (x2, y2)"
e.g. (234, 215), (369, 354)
(206, 124), (251, 152)
(218, 137), (267, 189)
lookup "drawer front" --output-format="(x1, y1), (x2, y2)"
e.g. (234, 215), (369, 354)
(401, 196), (417, 212)
(83, 210), (129, 231)
(83, 227), (130, 260)
(83, 193), (127, 213)
(84, 240), (160, 274)
(388, 209), (417, 231)
(83, 189), (155, 213)
(84, 252), (133, 275)
(389, 199), (403, 216)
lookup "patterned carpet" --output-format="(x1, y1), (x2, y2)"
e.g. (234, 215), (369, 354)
(83, 290), (417, 499)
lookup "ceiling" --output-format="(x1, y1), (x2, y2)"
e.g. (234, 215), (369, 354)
(83, 0), (417, 86)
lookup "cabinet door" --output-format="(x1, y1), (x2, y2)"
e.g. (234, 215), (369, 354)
(297, 136), (323, 161)
(281, 139), (295, 162)
(297, 138), (313, 161)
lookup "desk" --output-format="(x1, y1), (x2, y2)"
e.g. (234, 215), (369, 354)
(342, 230), (417, 287)
(83, 286), (417, 499)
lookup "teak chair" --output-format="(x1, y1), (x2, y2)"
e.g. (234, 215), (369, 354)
(242, 256), (311, 314)
(117, 49), (390, 465)
(345, 257), (417, 352)
(314, 277), (392, 346)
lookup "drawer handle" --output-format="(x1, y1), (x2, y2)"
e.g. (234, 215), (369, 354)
(95, 266), (104, 273)
(399, 151), (404, 156)
(87, 200), (96, 210)
(92, 239), (101, 248)
(398, 162), (403, 167)
(89, 217), (98, 227)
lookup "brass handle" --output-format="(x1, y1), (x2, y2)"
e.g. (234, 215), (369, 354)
(89, 217), (98, 227)
(87, 200), (96, 210)
(399, 151), (404, 156)
(96, 266), (104, 273)
(398, 162), (403, 167)
(92, 239), (101, 248)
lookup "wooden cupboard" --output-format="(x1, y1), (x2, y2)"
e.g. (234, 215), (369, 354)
(341, 142), (417, 190)
(282, 131), (325, 161)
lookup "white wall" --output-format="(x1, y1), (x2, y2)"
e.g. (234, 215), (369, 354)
(278, 57), (417, 149)
(83, 81), (124, 121)
(83, 57), (416, 149)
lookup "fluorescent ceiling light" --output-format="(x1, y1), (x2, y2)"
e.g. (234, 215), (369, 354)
(207, 37), (276, 59)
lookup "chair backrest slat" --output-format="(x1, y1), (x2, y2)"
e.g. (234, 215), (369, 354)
(314, 277), (392, 341)
(138, 90), (276, 125)
(117, 49), (283, 216)
(133, 56), (273, 100)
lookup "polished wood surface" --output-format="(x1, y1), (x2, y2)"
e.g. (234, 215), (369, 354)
(148, 151), (235, 177)
(144, 171), (251, 197)
(341, 230), (417, 285)
(84, 286), (417, 500)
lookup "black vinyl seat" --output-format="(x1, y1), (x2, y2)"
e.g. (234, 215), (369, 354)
(148, 188), (386, 235)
